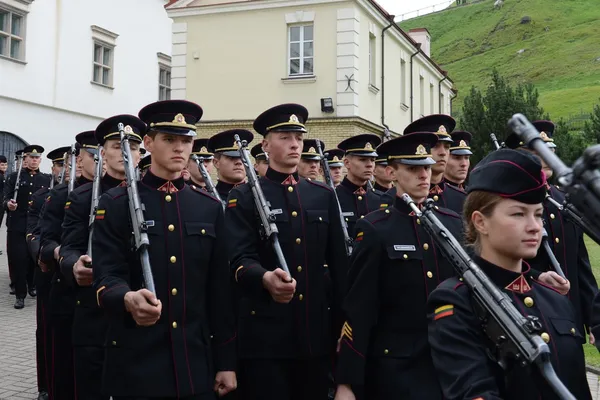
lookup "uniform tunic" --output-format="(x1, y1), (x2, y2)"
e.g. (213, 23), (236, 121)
(380, 179), (466, 215)
(93, 171), (236, 398)
(428, 256), (592, 400)
(335, 177), (381, 236)
(335, 196), (463, 400)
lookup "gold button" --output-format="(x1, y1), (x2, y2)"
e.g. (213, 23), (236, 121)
(172, 321), (178, 329)
(541, 332), (550, 343)
(360, 215), (364, 218)
(76, 300), (81, 305)
(385, 209), (390, 214)
(427, 271), (433, 278)
(434, 206), (439, 210)
(319, 217), (323, 221)
(323, 264), (328, 268)
(165, 195), (172, 202)
(345, 217), (349, 221)
(171, 288), (178, 296)
(112, 341), (117, 346)
(297, 266), (302, 272)
(433, 195), (439, 201)
(417, 218), (421, 224)
(524, 297), (534, 307)
(168, 224), (175, 231)
(29, 191), (32, 195)
(170, 256), (176, 263)
(570, 328), (576, 335)
(423, 243), (429, 251)
(288, 186), (293, 192)
(550, 213), (555, 220)
(555, 238), (560, 244)
(292, 211), (298, 217)
(358, 196), (363, 201)
(251, 310), (256, 315)
(201, 229), (206, 235)
(384, 349), (389, 355)
(298, 294), (304, 301)
(403, 254), (408, 259)
(296, 238), (301, 244)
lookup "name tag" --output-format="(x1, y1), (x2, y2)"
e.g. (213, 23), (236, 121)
(145, 220), (155, 227)
(342, 212), (355, 217)
(271, 209), (283, 215)
(394, 245), (416, 252)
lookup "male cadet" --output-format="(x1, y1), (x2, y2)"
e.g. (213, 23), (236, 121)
(505, 121), (598, 342)
(251, 143), (269, 177)
(27, 146), (68, 400)
(208, 129), (250, 201)
(298, 139), (324, 181)
(4, 144), (51, 309)
(139, 155), (151, 178)
(187, 138), (214, 190)
(444, 130), (472, 190)
(336, 134), (382, 235)
(59, 119), (142, 400)
(372, 149), (393, 193)
(0, 154), (7, 227)
(226, 104), (348, 400)
(324, 148), (344, 187)
(8, 149), (25, 295)
(93, 100), (236, 399)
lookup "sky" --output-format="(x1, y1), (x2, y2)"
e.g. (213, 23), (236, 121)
(377, 0), (453, 21)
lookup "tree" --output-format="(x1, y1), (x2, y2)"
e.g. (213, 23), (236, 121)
(552, 119), (589, 167)
(583, 99), (600, 143)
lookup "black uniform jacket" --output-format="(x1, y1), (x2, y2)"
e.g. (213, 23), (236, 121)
(380, 179), (466, 215)
(335, 177), (381, 236)
(226, 168), (348, 360)
(428, 255), (591, 400)
(3, 168), (51, 232)
(59, 173), (124, 347)
(335, 195), (463, 398)
(526, 184), (598, 339)
(26, 186), (50, 260)
(93, 171), (236, 398)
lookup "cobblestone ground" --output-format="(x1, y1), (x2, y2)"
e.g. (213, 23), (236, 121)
(0, 226), (600, 399)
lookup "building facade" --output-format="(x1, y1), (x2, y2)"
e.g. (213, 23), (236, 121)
(0, 0), (172, 170)
(166, 0), (455, 149)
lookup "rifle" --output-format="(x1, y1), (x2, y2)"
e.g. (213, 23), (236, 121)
(234, 134), (291, 278)
(402, 193), (576, 400)
(86, 148), (104, 259)
(314, 140), (352, 256)
(490, 133), (502, 150)
(58, 151), (68, 184)
(67, 143), (77, 194)
(541, 227), (565, 279)
(509, 114), (600, 246)
(10, 153), (24, 202)
(191, 154), (224, 209)
(545, 194), (600, 244)
(119, 123), (156, 295)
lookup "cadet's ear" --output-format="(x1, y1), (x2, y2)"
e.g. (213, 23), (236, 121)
(143, 135), (154, 153)
(471, 210), (488, 236)
(343, 155), (351, 169)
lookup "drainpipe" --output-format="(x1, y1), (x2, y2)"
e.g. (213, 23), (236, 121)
(438, 73), (448, 113)
(450, 89), (458, 115)
(409, 47), (421, 122)
(380, 16), (395, 138)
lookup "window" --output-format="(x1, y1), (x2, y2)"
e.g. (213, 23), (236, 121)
(93, 43), (113, 86)
(369, 33), (376, 86)
(288, 24), (313, 76)
(0, 7), (25, 60)
(400, 59), (407, 105)
(159, 66), (171, 100)
(419, 76), (425, 117)
(430, 83), (435, 114)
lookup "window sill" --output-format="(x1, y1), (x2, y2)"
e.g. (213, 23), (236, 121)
(281, 75), (317, 84)
(369, 84), (380, 94)
(91, 81), (114, 90)
(0, 55), (27, 65)
(400, 103), (409, 111)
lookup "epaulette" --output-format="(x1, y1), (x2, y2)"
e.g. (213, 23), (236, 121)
(189, 184), (222, 204)
(437, 276), (466, 291)
(73, 182), (93, 195)
(433, 205), (461, 219)
(446, 184), (467, 195)
(365, 207), (393, 225)
(305, 178), (333, 192)
(105, 185), (128, 200)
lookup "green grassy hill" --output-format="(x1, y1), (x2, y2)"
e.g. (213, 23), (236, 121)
(399, 0), (600, 120)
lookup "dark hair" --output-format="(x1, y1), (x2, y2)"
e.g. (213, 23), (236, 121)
(463, 191), (503, 252)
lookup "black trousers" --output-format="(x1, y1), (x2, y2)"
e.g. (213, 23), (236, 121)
(239, 357), (330, 400)
(73, 346), (108, 400)
(49, 314), (75, 400)
(36, 270), (52, 393)
(7, 230), (34, 298)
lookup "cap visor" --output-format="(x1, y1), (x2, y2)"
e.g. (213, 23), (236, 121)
(347, 151), (378, 158)
(301, 155), (322, 161)
(450, 149), (473, 156)
(220, 151), (242, 158)
(436, 136), (454, 143)
(398, 157), (436, 166)
(328, 162), (343, 168)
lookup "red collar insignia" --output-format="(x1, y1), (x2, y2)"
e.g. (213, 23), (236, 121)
(505, 275), (531, 294)
(158, 181), (179, 193)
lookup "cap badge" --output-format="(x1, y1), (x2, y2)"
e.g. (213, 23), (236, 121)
(124, 125), (134, 134)
(415, 144), (427, 155)
(438, 125), (447, 135)
(459, 140), (467, 148)
(173, 113), (186, 124)
(289, 114), (299, 123)
(333, 156), (340, 162)
(365, 142), (373, 150)
(200, 146), (208, 153)
(31, 149), (38, 154)
(308, 147), (316, 154)
(233, 140), (240, 149)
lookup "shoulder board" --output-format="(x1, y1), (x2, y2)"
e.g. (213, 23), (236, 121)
(105, 185), (128, 200)
(446, 184), (467, 194)
(437, 276), (466, 291)
(73, 182), (93, 195)
(189, 185), (222, 204)
(432, 205), (461, 219)
(364, 207), (393, 225)
(305, 179), (332, 191)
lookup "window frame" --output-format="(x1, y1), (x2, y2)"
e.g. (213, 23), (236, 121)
(92, 41), (115, 88)
(0, 5), (26, 62)
(287, 23), (314, 77)
(158, 64), (172, 101)
(368, 33), (376, 87)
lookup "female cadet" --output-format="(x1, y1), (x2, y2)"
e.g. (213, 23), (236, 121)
(427, 149), (592, 400)
(335, 133), (464, 400)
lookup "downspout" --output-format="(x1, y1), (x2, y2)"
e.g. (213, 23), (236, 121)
(380, 16), (395, 138)
(409, 47), (420, 122)
(438, 73), (448, 113)
(450, 89), (458, 115)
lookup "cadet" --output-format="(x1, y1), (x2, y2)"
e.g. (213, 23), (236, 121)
(298, 139), (324, 181)
(208, 129), (250, 201)
(8, 148), (26, 295)
(4, 144), (51, 309)
(336, 134), (382, 235)
(58, 119), (140, 400)
(186, 138), (214, 190)
(226, 104), (348, 400)
(139, 155), (151, 178)
(250, 143), (269, 177)
(0, 154), (7, 227)
(427, 149), (592, 400)
(372, 149), (392, 193)
(93, 100), (237, 399)
(335, 133), (463, 400)
(505, 121), (598, 342)
(444, 130), (472, 190)
(324, 148), (344, 187)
